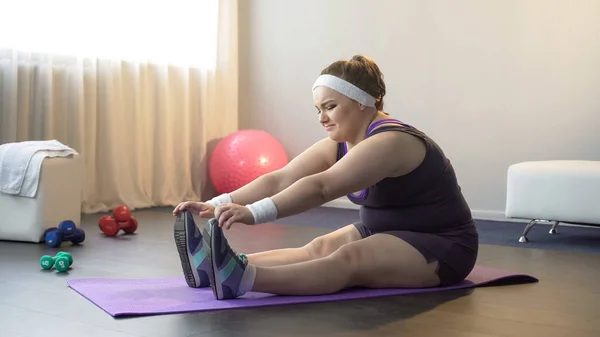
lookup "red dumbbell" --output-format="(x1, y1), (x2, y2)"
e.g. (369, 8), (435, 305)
(99, 215), (138, 236)
(121, 216), (138, 234)
(113, 205), (131, 222)
(98, 205), (139, 236)
(99, 215), (120, 236)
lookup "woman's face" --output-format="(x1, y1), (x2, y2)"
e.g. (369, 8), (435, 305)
(313, 86), (363, 142)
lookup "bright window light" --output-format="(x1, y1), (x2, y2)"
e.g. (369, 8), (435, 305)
(0, 0), (219, 68)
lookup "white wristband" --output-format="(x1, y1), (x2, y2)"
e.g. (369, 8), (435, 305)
(246, 197), (278, 224)
(205, 193), (232, 207)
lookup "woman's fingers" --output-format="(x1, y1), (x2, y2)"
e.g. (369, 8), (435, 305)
(221, 212), (233, 229)
(172, 201), (188, 215)
(224, 216), (237, 229)
(174, 201), (209, 216)
(215, 204), (232, 218)
(217, 208), (233, 227)
(176, 202), (250, 228)
(199, 209), (214, 218)
(216, 206), (241, 229)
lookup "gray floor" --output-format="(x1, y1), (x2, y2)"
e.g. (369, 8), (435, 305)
(1, 208), (599, 337)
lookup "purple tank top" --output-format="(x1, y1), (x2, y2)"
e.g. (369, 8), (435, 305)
(336, 119), (473, 234)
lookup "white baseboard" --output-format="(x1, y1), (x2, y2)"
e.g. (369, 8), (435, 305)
(322, 198), (527, 223)
(470, 210), (527, 223)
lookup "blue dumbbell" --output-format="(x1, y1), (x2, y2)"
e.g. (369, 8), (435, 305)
(45, 220), (86, 248)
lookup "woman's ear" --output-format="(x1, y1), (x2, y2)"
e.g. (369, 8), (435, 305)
(359, 103), (366, 111)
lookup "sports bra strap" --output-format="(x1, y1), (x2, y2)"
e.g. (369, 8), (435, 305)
(336, 119), (416, 161)
(366, 119), (412, 137)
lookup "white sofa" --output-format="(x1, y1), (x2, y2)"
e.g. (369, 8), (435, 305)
(505, 160), (600, 242)
(0, 155), (83, 243)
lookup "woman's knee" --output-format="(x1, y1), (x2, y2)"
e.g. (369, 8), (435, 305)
(305, 236), (356, 260)
(327, 242), (365, 270)
(328, 236), (442, 288)
(304, 236), (330, 259)
(304, 226), (362, 259)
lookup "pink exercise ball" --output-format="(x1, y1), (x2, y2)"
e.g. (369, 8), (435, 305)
(209, 129), (289, 194)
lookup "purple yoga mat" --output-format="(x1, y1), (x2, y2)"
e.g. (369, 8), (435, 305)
(67, 265), (537, 317)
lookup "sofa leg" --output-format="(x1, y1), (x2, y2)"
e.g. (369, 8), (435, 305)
(549, 221), (559, 234)
(519, 219), (538, 243)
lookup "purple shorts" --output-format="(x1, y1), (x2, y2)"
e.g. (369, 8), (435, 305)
(353, 221), (479, 286)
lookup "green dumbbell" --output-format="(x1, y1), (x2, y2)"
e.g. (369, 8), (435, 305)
(40, 252), (73, 272)
(56, 252), (73, 265)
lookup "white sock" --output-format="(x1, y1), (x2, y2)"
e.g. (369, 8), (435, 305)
(239, 264), (257, 292)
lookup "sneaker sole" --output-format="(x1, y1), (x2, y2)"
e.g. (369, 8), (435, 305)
(210, 220), (226, 300)
(173, 212), (205, 288)
(203, 223), (218, 298)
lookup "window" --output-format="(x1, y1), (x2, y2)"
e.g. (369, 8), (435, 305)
(0, 0), (219, 68)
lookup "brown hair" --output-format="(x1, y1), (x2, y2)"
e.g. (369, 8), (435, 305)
(320, 55), (386, 110)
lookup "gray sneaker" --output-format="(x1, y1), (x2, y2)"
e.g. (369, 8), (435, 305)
(209, 219), (248, 300)
(173, 210), (212, 288)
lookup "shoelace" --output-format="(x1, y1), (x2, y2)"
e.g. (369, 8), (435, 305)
(237, 253), (248, 265)
(210, 219), (248, 267)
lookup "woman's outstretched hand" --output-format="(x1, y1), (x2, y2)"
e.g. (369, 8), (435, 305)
(173, 201), (215, 218)
(214, 203), (255, 229)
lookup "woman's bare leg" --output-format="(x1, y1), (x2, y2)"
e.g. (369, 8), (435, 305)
(250, 233), (441, 295)
(244, 224), (362, 267)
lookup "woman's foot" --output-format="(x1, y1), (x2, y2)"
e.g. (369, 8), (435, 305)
(173, 210), (213, 288)
(210, 221), (250, 300)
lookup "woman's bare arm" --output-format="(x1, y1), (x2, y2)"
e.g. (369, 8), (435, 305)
(271, 131), (425, 218)
(226, 137), (338, 205)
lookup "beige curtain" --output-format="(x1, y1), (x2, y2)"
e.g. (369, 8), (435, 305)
(0, 0), (238, 214)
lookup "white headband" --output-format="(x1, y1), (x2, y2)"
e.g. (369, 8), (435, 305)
(312, 74), (377, 108)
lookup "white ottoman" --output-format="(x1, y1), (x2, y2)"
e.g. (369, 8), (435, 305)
(0, 155), (83, 243)
(505, 160), (600, 242)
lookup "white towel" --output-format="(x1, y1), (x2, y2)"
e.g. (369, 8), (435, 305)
(0, 140), (79, 198)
